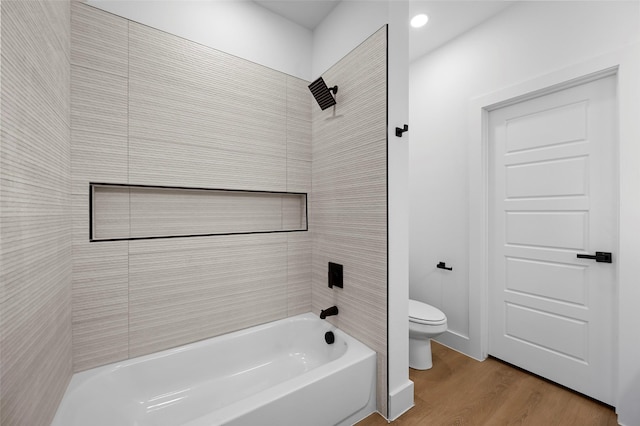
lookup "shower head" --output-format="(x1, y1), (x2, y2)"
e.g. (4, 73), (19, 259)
(308, 77), (338, 110)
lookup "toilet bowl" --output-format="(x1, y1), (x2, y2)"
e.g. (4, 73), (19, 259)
(409, 299), (447, 370)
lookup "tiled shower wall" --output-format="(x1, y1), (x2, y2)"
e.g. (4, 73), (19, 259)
(71, 5), (389, 417)
(311, 27), (388, 415)
(70, 3), (312, 370)
(0, 1), (73, 425)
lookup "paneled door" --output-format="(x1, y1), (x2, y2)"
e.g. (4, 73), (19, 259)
(488, 74), (617, 405)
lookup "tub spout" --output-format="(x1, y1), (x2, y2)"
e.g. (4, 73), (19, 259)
(320, 306), (338, 319)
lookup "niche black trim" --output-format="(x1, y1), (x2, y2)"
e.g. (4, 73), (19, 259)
(89, 182), (308, 242)
(385, 24), (390, 419)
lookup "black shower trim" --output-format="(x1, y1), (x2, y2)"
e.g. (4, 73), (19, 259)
(89, 182), (308, 242)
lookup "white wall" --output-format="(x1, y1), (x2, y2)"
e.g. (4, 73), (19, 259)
(86, 0), (313, 80)
(386, 2), (413, 421)
(409, 0), (639, 423)
(410, 0), (638, 348)
(311, 1), (387, 78)
(614, 40), (640, 426)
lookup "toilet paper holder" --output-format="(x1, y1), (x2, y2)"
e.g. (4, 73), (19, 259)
(437, 262), (453, 271)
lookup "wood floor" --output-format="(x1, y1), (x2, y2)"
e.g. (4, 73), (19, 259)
(357, 342), (618, 426)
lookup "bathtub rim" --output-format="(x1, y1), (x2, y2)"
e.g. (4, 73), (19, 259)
(65, 312), (355, 389)
(54, 312), (377, 426)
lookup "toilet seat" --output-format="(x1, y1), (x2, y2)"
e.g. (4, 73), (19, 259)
(409, 299), (446, 325)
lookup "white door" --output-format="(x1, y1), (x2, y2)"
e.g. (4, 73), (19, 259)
(488, 74), (617, 405)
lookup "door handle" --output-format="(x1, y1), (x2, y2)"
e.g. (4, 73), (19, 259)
(576, 251), (612, 263)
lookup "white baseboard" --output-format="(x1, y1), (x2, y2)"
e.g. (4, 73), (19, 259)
(436, 329), (485, 362)
(388, 379), (415, 421)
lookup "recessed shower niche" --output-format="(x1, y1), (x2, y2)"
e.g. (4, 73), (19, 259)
(90, 183), (307, 241)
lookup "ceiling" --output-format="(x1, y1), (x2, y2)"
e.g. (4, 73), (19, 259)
(253, 0), (341, 30)
(253, 0), (514, 62)
(409, 1), (513, 61)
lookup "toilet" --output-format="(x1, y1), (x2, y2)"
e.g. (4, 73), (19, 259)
(409, 299), (447, 370)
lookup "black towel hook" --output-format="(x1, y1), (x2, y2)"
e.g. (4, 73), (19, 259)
(395, 124), (408, 137)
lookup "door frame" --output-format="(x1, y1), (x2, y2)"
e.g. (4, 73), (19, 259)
(468, 45), (640, 422)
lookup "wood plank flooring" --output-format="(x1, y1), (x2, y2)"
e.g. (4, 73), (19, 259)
(357, 342), (618, 426)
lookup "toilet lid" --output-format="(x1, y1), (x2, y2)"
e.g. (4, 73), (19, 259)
(409, 300), (446, 325)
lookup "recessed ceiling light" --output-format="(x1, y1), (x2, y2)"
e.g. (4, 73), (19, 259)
(411, 14), (429, 28)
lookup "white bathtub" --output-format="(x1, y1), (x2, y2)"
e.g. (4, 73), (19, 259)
(52, 313), (377, 426)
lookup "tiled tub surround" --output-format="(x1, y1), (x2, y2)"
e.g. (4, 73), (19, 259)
(311, 27), (388, 415)
(52, 313), (376, 426)
(71, 2), (312, 371)
(71, 2), (389, 418)
(0, 1), (73, 425)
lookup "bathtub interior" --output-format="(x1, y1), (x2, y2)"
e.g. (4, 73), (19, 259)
(52, 313), (376, 426)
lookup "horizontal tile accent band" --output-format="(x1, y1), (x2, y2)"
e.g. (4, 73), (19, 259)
(90, 183), (308, 241)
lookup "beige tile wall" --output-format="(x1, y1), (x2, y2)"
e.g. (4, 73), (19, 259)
(0, 1), (73, 425)
(71, 3), (385, 416)
(71, 3), (312, 370)
(0, 2), (392, 424)
(310, 27), (388, 416)
(128, 23), (289, 190)
(128, 234), (289, 357)
(70, 2), (130, 371)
